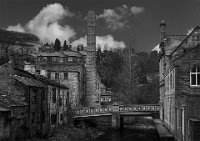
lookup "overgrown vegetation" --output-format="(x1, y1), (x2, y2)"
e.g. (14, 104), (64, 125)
(97, 44), (159, 104)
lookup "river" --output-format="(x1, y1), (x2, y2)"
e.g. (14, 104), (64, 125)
(93, 128), (160, 141)
(91, 117), (161, 141)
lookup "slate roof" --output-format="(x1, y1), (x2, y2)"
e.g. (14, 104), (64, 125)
(164, 35), (187, 55)
(63, 51), (83, 57)
(14, 68), (69, 89)
(38, 51), (83, 58)
(38, 52), (66, 57)
(170, 26), (200, 56)
(79, 51), (87, 56)
(11, 74), (45, 88)
(0, 91), (27, 110)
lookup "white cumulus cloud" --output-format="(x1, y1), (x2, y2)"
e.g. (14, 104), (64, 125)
(130, 6), (145, 15)
(71, 35), (125, 50)
(7, 3), (76, 44)
(152, 44), (160, 53)
(98, 5), (145, 31)
(7, 23), (25, 33)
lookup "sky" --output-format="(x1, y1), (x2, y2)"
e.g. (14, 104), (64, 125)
(1, 0), (200, 52)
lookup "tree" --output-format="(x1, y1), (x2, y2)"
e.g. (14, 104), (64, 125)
(114, 42), (145, 104)
(54, 38), (61, 51)
(63, 40), (67, 51)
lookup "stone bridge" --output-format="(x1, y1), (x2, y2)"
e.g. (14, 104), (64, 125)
(73, 104), (160, 129)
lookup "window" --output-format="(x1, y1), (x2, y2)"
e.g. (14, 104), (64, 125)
(43, 57), (47, 62)
(47, 57), (51, 63)
(52, 57), (58, 63)
(59, 97), (62, 107)
(51, 114), (57, 125)
(32, 89), (37, 102)
(190, 66), (200, 86)
(42, 112), (45, 123)
(52, 88), (56, 103)
(55, 73), (59, 80)
(47, 72), (51, 79)
(60, 113), (63, 121)
(68, 57), (73, 61)
(41, 90), (46, 100)
(59, 58), (64, 63)
(64, 72), (68, 80)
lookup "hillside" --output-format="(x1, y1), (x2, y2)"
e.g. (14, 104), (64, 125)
(0, 29), (41, 65)
(0, 29), (39, 46)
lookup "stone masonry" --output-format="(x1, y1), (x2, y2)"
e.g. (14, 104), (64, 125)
(86, 10), (98, 107)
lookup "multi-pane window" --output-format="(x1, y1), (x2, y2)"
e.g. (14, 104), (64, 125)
(52, 57), (59, 63)
(64, 72), (68, 80)
(190, 66), (200, 86)
(51, 114), (57, 125)
(55, 73), (59, 80)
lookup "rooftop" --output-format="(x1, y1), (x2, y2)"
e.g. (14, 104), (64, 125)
(0, 90), (27, 110)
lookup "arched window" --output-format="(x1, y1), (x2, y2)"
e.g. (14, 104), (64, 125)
(190, 66), (200, 86)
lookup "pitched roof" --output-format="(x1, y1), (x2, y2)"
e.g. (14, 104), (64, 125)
(0, 91), (27, 109)
(63, 51), (83, 57)
(11, 74), (45, 88)
(14, 68), (69, 89)
(170, 26), (200, 56)
(164, 35), (187, 55)
(38, 52), (66, 57)
(79, 51), (87, 56)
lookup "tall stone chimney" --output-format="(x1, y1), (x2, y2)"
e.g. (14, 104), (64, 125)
(85, 10), (98, 107)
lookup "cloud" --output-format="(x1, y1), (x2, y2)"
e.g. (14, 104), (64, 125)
(71, 35), (125, 50)
(7, 3), (76, 44)
(7, 23), (25, 33)
(98, 5), (145, 31)
(152, 44), (160, 52)
(130, 6), (145, 15)
(187, 27), (194, 35)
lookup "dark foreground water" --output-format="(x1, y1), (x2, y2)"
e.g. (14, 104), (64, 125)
(93, 125), (160, 141)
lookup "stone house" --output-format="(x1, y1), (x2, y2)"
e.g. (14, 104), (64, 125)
(0, 91), (27, 140)
(159, 21), (200, 141)
(35, 51), (85, 108)
(0, 59), (69, 139)
(100, 83), (112, 106)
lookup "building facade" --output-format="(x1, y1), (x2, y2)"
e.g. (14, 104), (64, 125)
(0, 60), (69, 139)
(159, 21), (200, 141)
(35, 51), (85, 108)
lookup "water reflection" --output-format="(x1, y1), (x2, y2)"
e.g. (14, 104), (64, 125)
(93, 126), (160, 141)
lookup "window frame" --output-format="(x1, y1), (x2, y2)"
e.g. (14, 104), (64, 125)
(190, 66), (200, 87)
(55, 72), (59, 80)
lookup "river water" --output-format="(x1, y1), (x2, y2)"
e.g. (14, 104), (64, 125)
(92, 117), (160, 141)
(93, 127), (160, 141)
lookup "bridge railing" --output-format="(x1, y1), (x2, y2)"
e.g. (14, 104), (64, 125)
(74, 104), (160, 116)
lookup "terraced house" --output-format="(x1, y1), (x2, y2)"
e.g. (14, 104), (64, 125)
(159, 21), (200, 141)
(0, 59), (69, 140)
